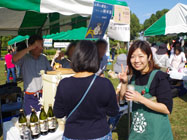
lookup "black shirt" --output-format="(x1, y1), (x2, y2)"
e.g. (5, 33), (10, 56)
(131, 70), (173, 113)
(54, 75), (119, 139)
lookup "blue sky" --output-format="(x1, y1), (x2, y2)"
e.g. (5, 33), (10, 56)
(125, 0), (187, 24)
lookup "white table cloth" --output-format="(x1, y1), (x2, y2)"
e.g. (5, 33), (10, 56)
(3, 121), (63, 140)
(168, 69), (187, 80)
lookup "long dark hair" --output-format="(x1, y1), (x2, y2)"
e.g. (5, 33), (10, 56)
(127, 40), (159, 75)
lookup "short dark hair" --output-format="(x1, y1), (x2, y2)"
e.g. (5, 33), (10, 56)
(71, 40), (100, 73)
(96, 39), (108, 47)
(17, 41), (27, 52)
(65, 42), (76, 56)
(127, 40), (159, 75)
(174, 46), (182, 54)
(28, 35), (43, 45)
(8, 49), (12, 53)
(173, 41), (181, 48)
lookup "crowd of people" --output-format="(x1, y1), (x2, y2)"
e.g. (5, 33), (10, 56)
(3, 34), (187, 140)
(152, 41), (187, 72)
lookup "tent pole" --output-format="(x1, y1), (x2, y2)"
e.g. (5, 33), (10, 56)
(26, 39), (28, 47)
(127, 101), (131, 138)
(127, 41), (130, 138)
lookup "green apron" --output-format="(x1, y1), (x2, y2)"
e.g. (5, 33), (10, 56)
(129, 70), (173, 140)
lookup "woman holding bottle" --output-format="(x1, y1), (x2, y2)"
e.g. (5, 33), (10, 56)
(119, 40), (173, 140)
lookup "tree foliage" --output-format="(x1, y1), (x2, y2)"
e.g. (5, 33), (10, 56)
(143, 9), (169, 31)
(143, 9), (177, 43)
(130, 12), (141, 40)
(0, 36), (13, 48)
(0, 36), (13, 58)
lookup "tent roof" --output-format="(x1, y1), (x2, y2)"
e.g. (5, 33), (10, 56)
(8, 27), (96, 45)
(8, 35), (29, 45)
(44, 27), (97, 40)
(0, 0), (128, 36)
(144, 3), (187, 36)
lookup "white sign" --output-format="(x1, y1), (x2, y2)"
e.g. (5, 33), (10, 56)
(107, 20), (130, 42)
(44, 39), (53, 47)
(54, 42), (70, 48)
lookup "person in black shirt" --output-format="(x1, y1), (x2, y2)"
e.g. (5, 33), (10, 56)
(54, 40), (119, 140)
(119, 40), (173, 140)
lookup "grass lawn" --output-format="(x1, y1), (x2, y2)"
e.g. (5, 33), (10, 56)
(0, 60), (187, 140)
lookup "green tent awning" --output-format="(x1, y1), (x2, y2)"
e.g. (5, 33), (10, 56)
(96, 0), (128, 6)
(8, 35), (29, 45)
(44, 27), (97, 41)
(144, 3), (187, 36)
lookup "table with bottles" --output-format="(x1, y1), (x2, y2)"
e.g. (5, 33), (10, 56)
(3, 121), (63, 140)
(3, 105), (64, 140)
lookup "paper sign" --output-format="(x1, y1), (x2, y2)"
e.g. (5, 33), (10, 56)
(107, 20), (130, 42)
(85, 1), (113, 39)
(114, 5), (130, 25)
(44, 39), (53, 47)
(54, 42), (70, 48)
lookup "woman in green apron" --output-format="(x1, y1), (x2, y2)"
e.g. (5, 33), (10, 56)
(119, 40), (173, 140)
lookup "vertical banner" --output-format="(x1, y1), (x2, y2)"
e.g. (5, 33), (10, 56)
(113, 5), (130, 25)
(85, 1), (113, 39)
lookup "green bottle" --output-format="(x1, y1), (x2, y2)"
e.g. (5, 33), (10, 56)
(19, 109), (27, 124)
(30, 108), (40, 139)
(47, 104), (56, 133)
(39, 106), (48, 135)
(18, 109), (27, 139)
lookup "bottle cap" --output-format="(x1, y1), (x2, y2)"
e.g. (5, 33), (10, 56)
(20, 109), (24, 112)
(49, 104), (52, 107)
(31, 108), (35, 112)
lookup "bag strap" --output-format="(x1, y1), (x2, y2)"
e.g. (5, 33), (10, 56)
(66, 74), (97, 120)
(130, 70), (159, 89)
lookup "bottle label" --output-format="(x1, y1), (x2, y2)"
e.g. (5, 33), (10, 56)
(39, 119), (48, 132)
(19, 123), (27, 136)
(30, 122), (40, 135)
(48, 117), (56, 129)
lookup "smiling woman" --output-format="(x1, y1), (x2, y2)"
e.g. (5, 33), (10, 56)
(119, 40), (173, 140)
(127, 41), (157, 75)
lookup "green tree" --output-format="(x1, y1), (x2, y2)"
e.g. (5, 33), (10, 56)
(109, 39), (119, 47)
(142, 9), (176, 43)
(0, 36), (13, 58)
(130, 12), (141, 40)
(143, 9), (169, 31)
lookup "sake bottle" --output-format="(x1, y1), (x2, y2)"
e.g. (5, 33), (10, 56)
(18, 109), (27, 139)
(39, 106), (48, 135)
(47, 104), (56, 132)
(30, 108), (40, 139)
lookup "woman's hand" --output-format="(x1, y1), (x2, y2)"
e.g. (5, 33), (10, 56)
(118, 64), (128, 84)
(125, 90), (143, 102)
